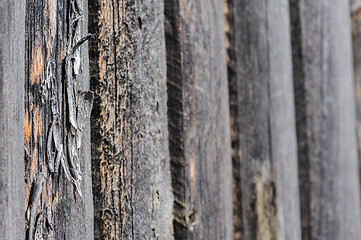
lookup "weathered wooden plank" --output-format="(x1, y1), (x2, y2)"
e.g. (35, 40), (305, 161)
(225, 1), (301, 240)
(351, 0), (361, 206)
(165, 1), (233, 239)
(290, 0), (361, 239)
(24, 0), (94, 239)
(89, 0), (174, 239)
(0, 1), (26, 239)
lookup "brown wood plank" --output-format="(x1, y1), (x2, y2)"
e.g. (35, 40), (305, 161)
(290, 0), (361, 239)
(165, 1), (234, 239)
(88, 0), (174, 239)
(24, 0), (94, 239)
(0, 1), (26, 239)
(225, 1), (302, 240)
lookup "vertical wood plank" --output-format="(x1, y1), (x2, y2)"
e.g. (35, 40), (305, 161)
(351, 0), (361, 205)
(225, 1), (301, 240)
(89, 0), (174, 239)
(290, 0), (361, 239)
(0, 0), (26, 239)
(24, 0), (94, 239)
(165, 1), (234, 239)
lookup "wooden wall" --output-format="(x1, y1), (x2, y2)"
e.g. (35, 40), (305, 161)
(0, 0), (360, 239)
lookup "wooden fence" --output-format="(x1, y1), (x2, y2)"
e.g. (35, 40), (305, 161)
(1, 0), (361, 239)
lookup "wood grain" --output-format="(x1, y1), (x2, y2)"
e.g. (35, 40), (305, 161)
(24, 0), (94, 239)
(165, 1), (234, 239)
(225, 1), (301, 240)
(290, 0), (361, 239)
(89, 0), (174, 239)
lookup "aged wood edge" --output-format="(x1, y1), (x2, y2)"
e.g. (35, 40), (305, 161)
(351, 0), (361, 209)
(87, 0), (114, 238)
(164, 0), (189, 238)
(288, 0), (312, 239)
(224, 1), (243, 239)
(87, 0), (103, 237)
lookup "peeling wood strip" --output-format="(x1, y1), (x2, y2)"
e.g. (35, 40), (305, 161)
(70, 34), (93, 55)
(46, 122), (55, 172)
(27, 174), (46, 240)
(25, 0), (94, 238)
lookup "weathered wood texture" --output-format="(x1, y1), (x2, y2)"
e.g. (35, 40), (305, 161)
(351, 0), (361, 200)
(165, 1), (233, 239)
(24, 0), (94, 239)
(290, 0), (361, 239)
(0, 1), (26, 239)
(89, 0), (174, 239)
(225, 1), (301, 240)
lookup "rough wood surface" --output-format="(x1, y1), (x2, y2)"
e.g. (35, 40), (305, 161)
(165, 1), (233, 239)
(24, 0), (94, 239)
(225, 1), (301, 240)
(290, 1), (361, 239)
(89, 0), (174, 239)
(0, 1), (26, 239)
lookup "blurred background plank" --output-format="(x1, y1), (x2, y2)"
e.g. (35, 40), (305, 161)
(290, 0), (361, 239)
(165, 1), (234, 239)
(226, 1), (301, 239)
(351, 0), (361, 213)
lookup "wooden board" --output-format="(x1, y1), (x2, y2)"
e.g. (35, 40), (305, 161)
(24, 0), (94, 239)
(0, 1), (26, 239)
(351, 0), (361, 209)
(289, 0), (361, 239)
(165, 1), (234, 239)
(88, 0), (174, 239)
(225, 1), (302, 240)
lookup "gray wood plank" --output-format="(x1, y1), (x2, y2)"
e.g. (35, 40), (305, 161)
(89, 0), (174, 239)
(290, 0), (361, 239)
(165, 1), (234, 239)
(226, 1), (301, 240)
(351, 0), (361, 214)
(24, 0), (94, 239)
(0, 1), (26, 239)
